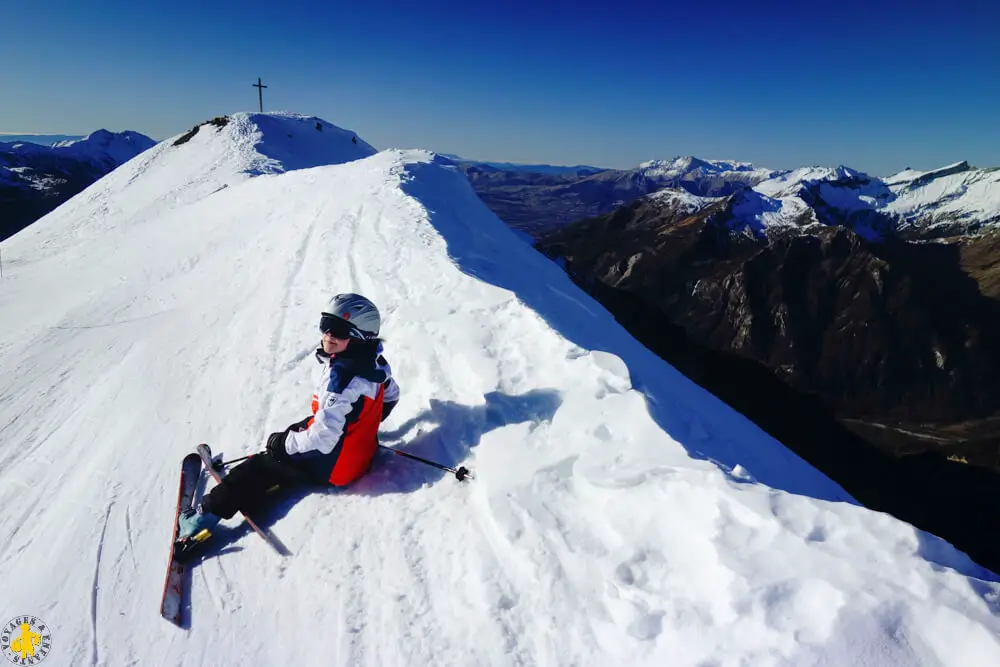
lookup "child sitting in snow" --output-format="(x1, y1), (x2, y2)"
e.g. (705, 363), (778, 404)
(177, 293), (400, 540)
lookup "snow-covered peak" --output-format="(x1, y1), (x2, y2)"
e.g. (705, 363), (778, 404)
(884, 164), (1000, 230)
(224, 111), (377, 173)
(637, 156), (773, 179)
(2, 129), (156, 166)
(753, 165), (872, 198)
(52, 129), (156, 163)
(884, 168), (923, 185)
(884, 161), (972, 186)
(6, 112), (375, 254)
(638, 156), (699, 174)
(891, 162), (975, 188)
(0, 117), (998, 666)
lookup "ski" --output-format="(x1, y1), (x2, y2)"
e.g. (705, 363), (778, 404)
(160, 452), (203, 627)
(196, 444), (290, 556)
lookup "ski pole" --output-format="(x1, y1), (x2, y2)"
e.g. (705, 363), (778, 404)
(378, 444), (473, 481)
(221, 453), (256, 467)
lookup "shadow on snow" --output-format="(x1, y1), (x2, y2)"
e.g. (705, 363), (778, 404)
(190, 389), (562, 560)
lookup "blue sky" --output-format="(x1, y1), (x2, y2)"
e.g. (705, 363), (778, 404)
(3, 0), (998, 175)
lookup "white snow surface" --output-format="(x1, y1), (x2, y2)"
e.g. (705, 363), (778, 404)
(1, 113), (998, 667)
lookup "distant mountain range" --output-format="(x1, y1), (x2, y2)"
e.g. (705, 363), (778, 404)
(440, 154), (605, 176)
(451, 155), (783, 233)
(1, 130), (156, 240)
(456, 155), (1000, 241)
(0, 134), (86, 145)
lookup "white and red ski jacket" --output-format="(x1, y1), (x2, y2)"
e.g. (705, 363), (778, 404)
(284, 344), (399, 486)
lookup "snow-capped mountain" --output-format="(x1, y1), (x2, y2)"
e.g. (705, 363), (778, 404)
(1, 113), (998, 666)
(728, 161), (1000, 240)
(636, 156), (776, 184)
(589, 155), (778, 200)
(460, 152), (1000, 242)
(1, 130), (155, 179)
(0, 129), (157, 240)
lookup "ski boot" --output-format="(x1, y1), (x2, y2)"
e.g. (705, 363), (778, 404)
(173, 505), (221, 561)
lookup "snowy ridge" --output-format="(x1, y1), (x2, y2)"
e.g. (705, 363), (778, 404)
(52, 129), (156, 165)
(884, 164), (1000, 229)
(751, 166), (870, 199)
(883, 161), (971, 186)
(750, 162), (1000, 236)
(8, 112), (374, 257)
(1, 113), (998, 666)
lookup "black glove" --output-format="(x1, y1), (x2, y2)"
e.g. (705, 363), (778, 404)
(266, 429), (291, 462)
(288, 415), (313, 432)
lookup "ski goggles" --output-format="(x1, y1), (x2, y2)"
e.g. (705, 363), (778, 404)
(319, 313), (361, 340)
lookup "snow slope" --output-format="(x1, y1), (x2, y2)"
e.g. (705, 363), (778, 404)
(1, 113), (998, 667)
(883, 163), (1000, 229)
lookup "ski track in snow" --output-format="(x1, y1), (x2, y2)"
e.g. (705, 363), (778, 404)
(90, 502), (113, 666)
(0, 113), (998, 666)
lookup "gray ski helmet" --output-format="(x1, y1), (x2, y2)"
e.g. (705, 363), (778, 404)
(321, 293), (380, 339)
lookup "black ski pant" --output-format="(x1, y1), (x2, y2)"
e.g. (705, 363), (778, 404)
(201, 454), (319, 519)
